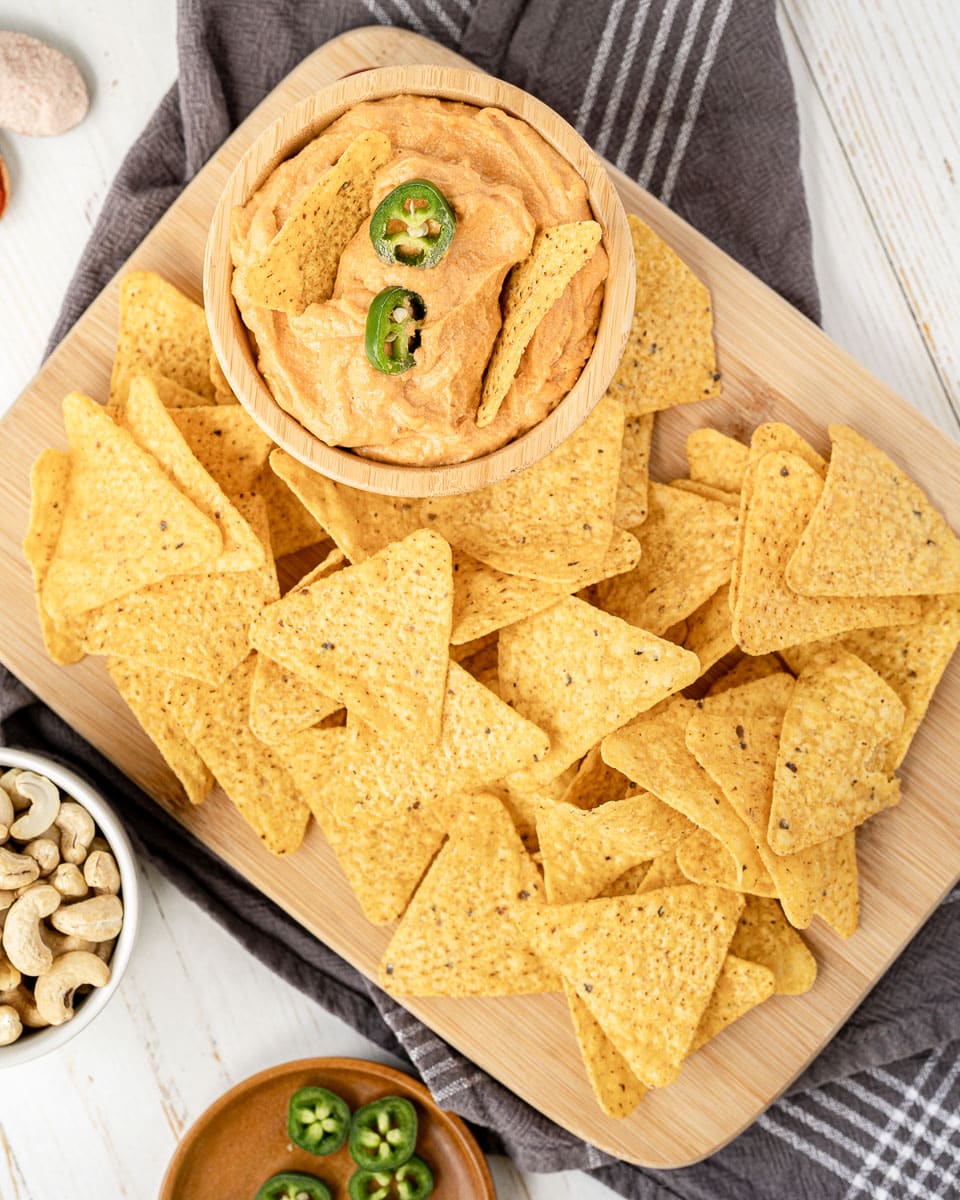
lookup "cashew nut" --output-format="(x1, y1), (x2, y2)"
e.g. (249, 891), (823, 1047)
(0, 845), (40, 890)
(54, 802), (95, 865)
(0, 949), (20, 991)
(40, 926), (95, 956)
(0, 768), (21, 796)
(50, 894), (122, 942)
(83, 850), (120, 896)
(34, 951), (110, 1026)
(0, 1004), (22, 1045)
(49, 862), (88, 899)
(89, 836), (111, 855)
(0, 985), (49, 1028)
(0, 788), (12, 842)
(2, 884), (60, 975)
(9, 773), (60, 842)
(0, 889), (16, 912)
(94, 937), (117, 965)
(22, 837), (60, 877)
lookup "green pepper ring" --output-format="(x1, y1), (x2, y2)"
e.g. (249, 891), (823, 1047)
(287, 1085), (352, 1156)
(370, 179), (456, 269)
(364, 287), (426, 375)
(346, 1155), (434, 1200)
(253, 1170), (332, 1200)
(348, 1094), (419, 1171)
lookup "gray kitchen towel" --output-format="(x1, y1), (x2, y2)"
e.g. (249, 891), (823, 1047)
(7, 0), (956, 1196)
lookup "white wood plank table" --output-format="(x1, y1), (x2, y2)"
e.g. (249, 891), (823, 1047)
(0, 2), (957, 1196)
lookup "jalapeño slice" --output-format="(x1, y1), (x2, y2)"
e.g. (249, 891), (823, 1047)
(348, 1095), (418, 1171)
(254, 1171), (332, 1200)
(365, 287), (425, 375)
(370, 180), (456, 268)
(347, 1156), (434, 1200)
(287, 1085), (351, 1156)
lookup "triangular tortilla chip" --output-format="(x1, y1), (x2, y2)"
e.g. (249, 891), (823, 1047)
(670, 478), (739, 507)
(599, 861), (655, 897)
(788, 425), (960, 597)
(500, 596), (700, 789)
(477, 220), (602, 427)
(594, 483), (737, 636)
(23, 450), (85, 664)
(257, 464), (326, 559)
(676, 828), (777, 897)
(563, 979), (647, 1118)
(269, 448), (421, 562)
(686, 428), (748, 493)
(707, 653), (785, 696)
(110, 271), (217, 402)
(42, 393), (222, 617)
(605, 215), (720, 416)
(537, 792), (692, 903)
(169, 405), (274, 495)
(421, 394), (623, 587)
(559, 744), (644, 811)
(615, 412), (654, 528)
(601, 697), (771, 892)
(249, 530), (453, 745)
(113, 370), (209, 409)
(730, 896), (817, 995)
(526, 886), (742, 1087)
(240, 130), (392, 315)
(379, 794), (559, 996)
(682, 585), (737, 676)
(688, 954), (775, 1054)
(635, 848), (689, 893)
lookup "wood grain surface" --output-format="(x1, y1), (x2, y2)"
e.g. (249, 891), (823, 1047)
(1, 26), (958, 1170)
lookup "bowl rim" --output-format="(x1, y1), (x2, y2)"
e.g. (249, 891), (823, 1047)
(204, 62), (635, 497)
(0, 746), (140, 1069)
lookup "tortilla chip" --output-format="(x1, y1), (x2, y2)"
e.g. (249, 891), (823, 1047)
(82, 493), (277, 685)
(110, 271), (216, 402)
(527, 886), (742, 1087)
(500, 596), (700, 788)
(676, 827), (776, 897)
(113, 371), (209, 409)
(732, 451), (923, 654)
(256, 464), (326, 559)
(422, 394), (623, 587)
(599, 861), (654, 898)
(23, 450), (85, 664)
(670, 478), (739, 507)
(594, 483), (737, 636)
(605, 215), (720, 416)
(537, 792), (692, 904)
(208, 349), (237, 404)
(451, 529), (640, 645)
(563, 979), (647, 1118)
(42, 394), (222, 617)
(682, 585), (737, 676)
(559, 744), (644, 811)
(615, 412), (655, 528)
(688, 954), (775, 1054)
(787, 425), (960, 597)
(269, 448), (420, 562)
(730, 895), (817, 995)
(477, 220), (602, 427)
(122, 377), (264, 573)
(663, 619), (689, 645)
(169, 405), (274, 495)
(601, 697), (770, 892)
(707, 653), (785, 696)
(380, 794), (558, 995)
(240, 131), (392, 315)
(635, 848), (689, 893)
(769, 650), (904, 853)
(107, 658), (213, 804)
(250, 530), (453, 744)
(686, 429), (748, 493)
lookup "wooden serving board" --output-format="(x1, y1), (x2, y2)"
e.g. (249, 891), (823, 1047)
(1, 27), (959, 1169)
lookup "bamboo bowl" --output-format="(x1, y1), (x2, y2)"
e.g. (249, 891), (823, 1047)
(204, 64), (635, 497)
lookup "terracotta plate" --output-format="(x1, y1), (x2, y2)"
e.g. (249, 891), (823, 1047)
(159, 1057), (495, 1199)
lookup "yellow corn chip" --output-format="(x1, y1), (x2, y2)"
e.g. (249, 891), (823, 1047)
(559, 744), (644, 811)
(769, 650), (904, 853)
(663, 618), (689, 644)
(250, 530), (453, 745)
(599, 861), (654, 897)
(380, 794), (559, 996)
(23, 450), (85, 664)
(670, 478), (739, 507)
(500, 596), (700, 789)
(477, 220), (602, 427)
(169, 405), (274, 495)
(122, 376), (264, 573)
(787, 425), (960, 597)
(526, 886), (742, 1087)
(450, 529), (640, 645)
(563, 979), (647, 1118)
(605, 215), (720, 416)
(676, 828), (776, 897)
(421, 394), (623, 587)
(687, 429), (748, 493)
(240, 131), (392, 315)
(682, 585), (737, 676)
(594, 483), (736, 636)
(110, 271), (217, 402)
(450, 631), (497, 665)
(537, 792), (692, 903)
(732, 451), (923, 654)
(615, 412), (654, 528)
(256, 464), (326, 559)
(269, 448), (420, 562)
(42, 393), (222, 617)
(601, 697), (770, 892)
(730, 895), (817, 995)
(208, 349), (237, 404)
(107, 658), (213, 805)
(635, 848), (689, 893)
(113, 370), (209, 409)
(707, 653), (785, 696)
(82, 493), (277, 685)
(688, 954), (775, 1054)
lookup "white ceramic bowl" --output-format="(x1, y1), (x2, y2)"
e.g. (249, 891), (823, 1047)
(0, 746), (140, 1067)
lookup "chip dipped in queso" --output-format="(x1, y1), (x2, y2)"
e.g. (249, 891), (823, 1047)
(230, 96), (608, 467)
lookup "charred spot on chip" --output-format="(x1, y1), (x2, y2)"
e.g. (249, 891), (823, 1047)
(785, 761), (798, 773)
(779, 819), (790, 830)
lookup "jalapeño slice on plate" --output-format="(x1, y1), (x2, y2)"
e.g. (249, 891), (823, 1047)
(348, 1095), (418, 1171)
(365, 287), (425, 375)
(347, 1155), (434, 1200)
(370, 180), (456, 268)
(287, 1085), (351, 1155)
(254, 1171), (332, 1200)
